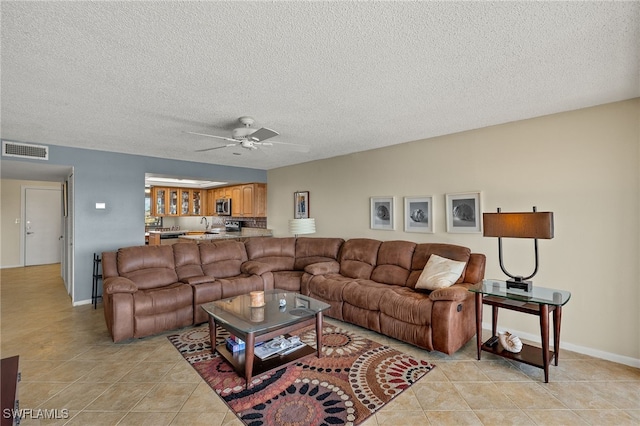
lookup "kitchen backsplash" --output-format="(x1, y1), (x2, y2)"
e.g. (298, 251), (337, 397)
(163, 216), (267, 230)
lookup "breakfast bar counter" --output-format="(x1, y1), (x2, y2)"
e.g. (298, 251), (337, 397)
(178, 228), (273, 242)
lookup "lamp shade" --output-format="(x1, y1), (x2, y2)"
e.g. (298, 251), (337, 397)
(483, 212), (554, 239)
(288, 218), (316, 235)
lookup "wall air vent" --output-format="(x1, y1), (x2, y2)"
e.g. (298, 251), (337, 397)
(2, 141), (49, 160)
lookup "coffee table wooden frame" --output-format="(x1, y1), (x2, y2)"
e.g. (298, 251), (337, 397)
(208, 311), (324, 389)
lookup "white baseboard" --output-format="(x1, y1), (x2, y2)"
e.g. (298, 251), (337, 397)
(0, 264), (23, 269)
(482, 321), (640, 369)
(73, 299), (92, 307)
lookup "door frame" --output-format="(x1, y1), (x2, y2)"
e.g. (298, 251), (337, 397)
(20, 182), (75, 301)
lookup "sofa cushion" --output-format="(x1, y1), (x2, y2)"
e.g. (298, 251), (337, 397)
(379, 287), (433, 326)
(307, 273), (353, 302)
(245, 237), (296, 271)
(339, 238), (382, 279)
(117, 245), (178, 290)
(133, 282), (193, 316)
(173, 242), (205, 281)
(415, 254), (467, 291)
(407, 243), (471, 289)
(272, 271), (304, 291)
(218, 275), (265, 299)
(200, 240), (248, 278)
(370, 240), (416, 286)
(342, 280), (390, 311)
(294, 237), (344, 270)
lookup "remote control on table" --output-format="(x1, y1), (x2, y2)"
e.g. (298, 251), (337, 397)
(485, 335), (499, 347)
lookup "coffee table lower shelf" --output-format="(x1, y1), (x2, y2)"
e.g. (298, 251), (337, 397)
(481, 339), (555, 369)
(216, 340), (316, 380)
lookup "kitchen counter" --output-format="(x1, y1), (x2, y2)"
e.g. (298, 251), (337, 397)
(178, 228), (273, 242)
(147, 229), (188, 245)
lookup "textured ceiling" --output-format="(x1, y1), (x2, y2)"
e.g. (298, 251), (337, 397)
(2, 1), (639, 171)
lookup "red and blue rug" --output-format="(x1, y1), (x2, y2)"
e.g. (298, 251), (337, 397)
(168, 323), (434, 426)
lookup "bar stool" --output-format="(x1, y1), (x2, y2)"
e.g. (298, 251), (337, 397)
(92, 253), (102, 309)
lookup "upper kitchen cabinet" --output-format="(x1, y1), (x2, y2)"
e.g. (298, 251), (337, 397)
(236, 183), (267, 217)
(208, 183), (267, 217)
(180, 189), (205, 216)
(152, 187), (204, 216)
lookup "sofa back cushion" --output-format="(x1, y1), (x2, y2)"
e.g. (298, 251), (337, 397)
(370, 240), (416, 286)
(294, 237), (345, 270)
(407, 243), (471, 289)
(117, 245), (178, 290)
(200, 240), (248, 278)
(173, 242), (204, 280)
(339, 238), (382, 279)
(245, 237), (295, 271)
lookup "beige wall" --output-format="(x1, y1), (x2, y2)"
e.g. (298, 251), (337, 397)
(1, 179), (61, 267)
(267, 99), (640, 363)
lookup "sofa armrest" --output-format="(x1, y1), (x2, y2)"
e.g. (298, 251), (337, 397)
(304, 261), (340, 275)
(104, 277), (137, 294)
(428, 285), (472, 302)
(181, 275), (215, 285)
(241, 260), (272, 276)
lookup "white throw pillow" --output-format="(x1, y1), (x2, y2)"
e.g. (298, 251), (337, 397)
(415, 254), (466, 290)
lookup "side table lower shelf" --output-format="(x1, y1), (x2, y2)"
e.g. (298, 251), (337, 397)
(481, 340), (555, 370)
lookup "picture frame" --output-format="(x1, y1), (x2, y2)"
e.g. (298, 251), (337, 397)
(370, 196), (395, 230)
(404, 196), (434, 233)
(446, 191), (482, 233)
(294, 191), (309, 219)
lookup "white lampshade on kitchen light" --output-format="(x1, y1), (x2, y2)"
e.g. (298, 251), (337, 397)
(289, 218), (316, 237)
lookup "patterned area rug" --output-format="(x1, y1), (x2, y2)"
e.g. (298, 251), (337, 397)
(168, 323), (434, 426)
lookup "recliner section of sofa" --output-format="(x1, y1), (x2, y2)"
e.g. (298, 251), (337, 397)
(301, 238), (486, 355)
(102, 245), (193, 343)
(102, 236), (485, 355)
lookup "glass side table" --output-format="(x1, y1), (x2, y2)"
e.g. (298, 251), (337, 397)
(470, 279), (571, 383)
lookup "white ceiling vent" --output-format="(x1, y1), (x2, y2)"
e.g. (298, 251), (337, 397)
(2, 141), (49, 160)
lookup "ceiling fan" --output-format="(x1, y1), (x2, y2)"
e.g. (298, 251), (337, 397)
(187, 116), (309, 152)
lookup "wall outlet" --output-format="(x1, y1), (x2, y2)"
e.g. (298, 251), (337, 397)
(15, 218), (20, 224)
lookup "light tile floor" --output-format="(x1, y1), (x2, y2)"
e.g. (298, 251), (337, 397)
(1, 264), (638, 425)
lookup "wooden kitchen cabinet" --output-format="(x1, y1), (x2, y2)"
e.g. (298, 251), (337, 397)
(231, 186), (242, 216)
(152, 187), (168, 216)
(231, 183), (267, 217)
(254, 183), (267, 217)
(205, 183), (267, 217)
(153, 187), (205, 216)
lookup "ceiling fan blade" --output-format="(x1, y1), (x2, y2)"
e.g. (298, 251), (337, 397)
(195, 143), (237, 152)
(249, 127), (279, 142)
(186, 131), (237, 143)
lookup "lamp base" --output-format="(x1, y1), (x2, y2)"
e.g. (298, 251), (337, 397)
(506, 279), (533, 292)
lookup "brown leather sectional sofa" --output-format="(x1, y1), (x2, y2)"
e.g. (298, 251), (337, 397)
(102, 236), (485, 354)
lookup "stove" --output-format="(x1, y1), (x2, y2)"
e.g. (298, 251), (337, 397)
(224, 220), (241, 233)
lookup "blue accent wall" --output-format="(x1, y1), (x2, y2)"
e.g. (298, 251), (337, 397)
(2, 144), (266, 303)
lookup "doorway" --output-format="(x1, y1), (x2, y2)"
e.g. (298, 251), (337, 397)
(24, 187), (62, 266)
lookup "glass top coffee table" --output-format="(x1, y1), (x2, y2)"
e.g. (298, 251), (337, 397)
(201, 290), (330, 388)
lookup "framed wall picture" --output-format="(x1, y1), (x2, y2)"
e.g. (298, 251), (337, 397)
(370, 196), (395, 230)
(446, 191), (482, 233)
(404, 196), (434, 233)
(294, 191), (309, 219)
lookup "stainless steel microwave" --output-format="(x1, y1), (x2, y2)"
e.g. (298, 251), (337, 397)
(215, 198), (231, 216)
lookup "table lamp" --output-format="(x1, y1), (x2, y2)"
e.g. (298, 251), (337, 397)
(483, 206), (554, 292)
(288, 218), (316, 238)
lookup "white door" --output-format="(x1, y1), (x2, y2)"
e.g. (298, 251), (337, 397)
(25, 187), (62, 266)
